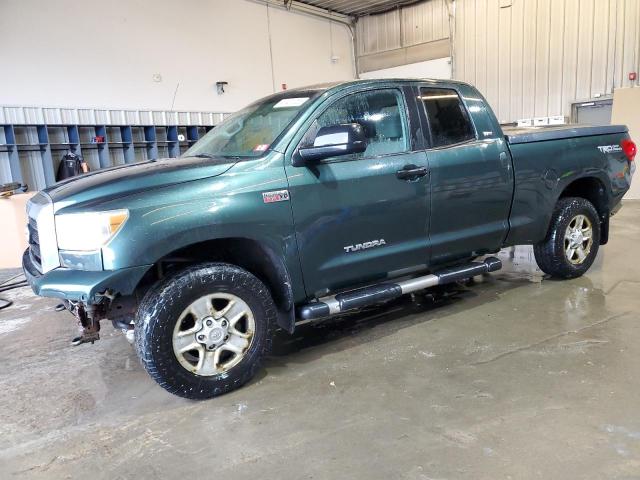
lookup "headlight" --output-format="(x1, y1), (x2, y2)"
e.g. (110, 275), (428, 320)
(55, 210), (129, 251)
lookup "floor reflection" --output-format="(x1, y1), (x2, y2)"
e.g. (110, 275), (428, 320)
(496, 245), (543, 276)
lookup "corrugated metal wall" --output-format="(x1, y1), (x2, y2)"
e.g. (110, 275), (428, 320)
(356, 0), (640, 122)
(357, 8), (403, 55)
(356, 0), (450, 55)
(401, 0), (450, 47)
(455, 0), (640, 122)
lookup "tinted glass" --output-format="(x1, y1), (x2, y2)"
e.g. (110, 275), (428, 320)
(420, 87), (475, 147)
(304, 89), (408, 160)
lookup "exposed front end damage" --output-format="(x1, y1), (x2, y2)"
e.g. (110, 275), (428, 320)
(62, 291), (139, 345)
(66, 300), (104, 345)
(22, 248), (149, 345)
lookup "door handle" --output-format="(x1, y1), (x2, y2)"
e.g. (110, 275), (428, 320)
(396, 165), (428, 181)
(499, 151), (510, 169)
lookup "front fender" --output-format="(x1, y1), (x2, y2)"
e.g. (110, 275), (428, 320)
(97, 155), (307, 310)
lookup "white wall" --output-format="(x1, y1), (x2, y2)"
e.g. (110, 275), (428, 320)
(0, 0), (354, 113)
(611, 88), (640, 199)
(360, 57), (451, 80)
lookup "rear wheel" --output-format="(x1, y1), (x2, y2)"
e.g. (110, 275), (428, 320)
(533, 197), (600, 279)
(134, 263), (276, 399)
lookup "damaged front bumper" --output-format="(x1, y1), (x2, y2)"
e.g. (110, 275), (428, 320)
(22, 249), (151, 304)
(23, 249), (150, 344)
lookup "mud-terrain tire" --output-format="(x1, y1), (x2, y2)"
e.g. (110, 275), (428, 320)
(533, 197), (600, 279)
(134, 263), (277, 399)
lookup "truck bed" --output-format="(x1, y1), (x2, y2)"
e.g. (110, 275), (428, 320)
(503, 124), (628, 144)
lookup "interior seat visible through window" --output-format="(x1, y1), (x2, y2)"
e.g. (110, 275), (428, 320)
(366, 106), (404, 156)
(309, 89), (408, 160)
(419, 87), (475, 147)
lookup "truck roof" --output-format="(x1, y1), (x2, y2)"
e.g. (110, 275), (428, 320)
(251, 78), (471, 107)
(289, 77), (470, 94)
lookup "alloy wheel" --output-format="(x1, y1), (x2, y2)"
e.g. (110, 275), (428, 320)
(172, 292), (255, 376)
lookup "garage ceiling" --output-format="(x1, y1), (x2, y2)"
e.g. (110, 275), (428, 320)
(297, 0), (420, 17)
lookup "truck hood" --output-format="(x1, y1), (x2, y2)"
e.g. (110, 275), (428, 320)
(45, 156), (238, 209)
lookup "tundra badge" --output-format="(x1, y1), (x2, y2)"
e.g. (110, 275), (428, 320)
(344, 239), (387, 253)
(262, 190), (290, 203)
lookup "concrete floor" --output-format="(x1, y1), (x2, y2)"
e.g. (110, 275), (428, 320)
(1, 202), (640, 479)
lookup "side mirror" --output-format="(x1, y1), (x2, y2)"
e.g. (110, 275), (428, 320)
(294, 123), (367, 166)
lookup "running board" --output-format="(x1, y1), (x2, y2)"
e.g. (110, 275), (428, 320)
(298, 257), (502, 321)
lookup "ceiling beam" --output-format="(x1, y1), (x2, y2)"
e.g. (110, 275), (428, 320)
(298, 0), (424, 17)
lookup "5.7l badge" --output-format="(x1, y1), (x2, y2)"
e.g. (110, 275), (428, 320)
(262, 190), (290, 203)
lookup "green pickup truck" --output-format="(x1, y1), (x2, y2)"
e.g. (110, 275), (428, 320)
(23, 79), (635, 399)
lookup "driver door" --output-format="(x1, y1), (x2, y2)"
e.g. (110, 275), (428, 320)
(284, 87), (431, 297)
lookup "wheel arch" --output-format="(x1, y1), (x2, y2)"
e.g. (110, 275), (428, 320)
(135, 237), (296, 333)
(557, 175), (610, 244)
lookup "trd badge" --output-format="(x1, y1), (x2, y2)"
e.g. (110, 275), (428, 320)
(597, 145), (622, 154)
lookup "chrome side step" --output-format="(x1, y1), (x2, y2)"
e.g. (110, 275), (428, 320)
(298, 256), (502, 321)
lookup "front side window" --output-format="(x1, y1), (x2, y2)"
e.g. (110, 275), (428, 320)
(419, 87), (475, 148)
(302, 89), (408, 161)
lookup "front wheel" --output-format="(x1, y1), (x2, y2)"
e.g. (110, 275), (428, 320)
(533, 197), (601, 279)
(134, 263), (277, 399)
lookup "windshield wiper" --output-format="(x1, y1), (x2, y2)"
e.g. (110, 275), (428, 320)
(191, 153), (216, 159)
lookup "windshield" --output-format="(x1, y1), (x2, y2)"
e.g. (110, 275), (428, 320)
(184, 93), (317, 159)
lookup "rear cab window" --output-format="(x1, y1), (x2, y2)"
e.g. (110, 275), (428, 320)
(419, 87), (476, 148)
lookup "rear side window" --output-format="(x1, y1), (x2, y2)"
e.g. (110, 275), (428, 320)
(419, 87), (475, 147)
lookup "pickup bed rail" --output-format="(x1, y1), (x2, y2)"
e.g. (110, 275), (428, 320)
(504, 124), (628, 144)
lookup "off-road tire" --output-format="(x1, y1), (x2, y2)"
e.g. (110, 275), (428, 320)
(134, 263), (277, 399)
(533, 197), (600, 279)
